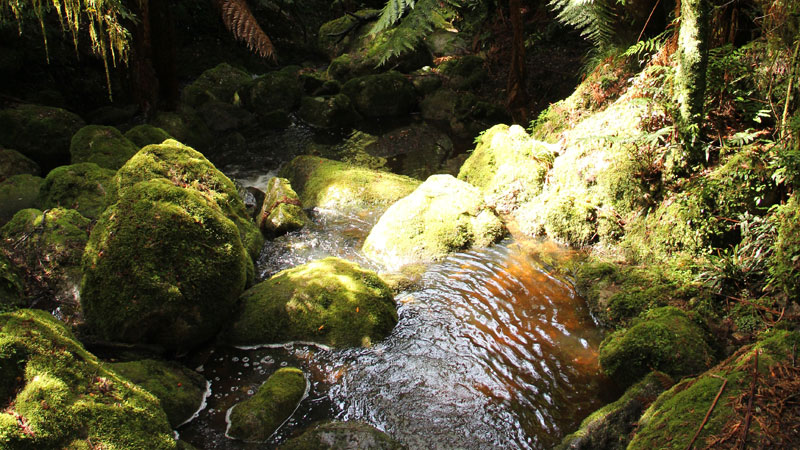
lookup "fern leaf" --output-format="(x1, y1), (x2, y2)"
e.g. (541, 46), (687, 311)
(370, 0), (416, 35)
(549, 0), (618, 49)
(215, 0), (276, 60)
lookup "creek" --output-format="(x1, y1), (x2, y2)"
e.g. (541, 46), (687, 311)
(176, 121), (617, 449)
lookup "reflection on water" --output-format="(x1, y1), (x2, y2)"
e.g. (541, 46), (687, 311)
(179, 237), (616, 449)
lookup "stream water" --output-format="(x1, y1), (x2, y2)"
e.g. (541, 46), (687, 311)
(177, 122), (617, 449)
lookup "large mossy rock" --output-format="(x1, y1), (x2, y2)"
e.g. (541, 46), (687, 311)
(226, 257), (397, 348)
(419, 89), (509, 140)
(181, 63), (251, 108)
(109, 359), (207, 428)
(317, 9), (378, 59)
(0, 104), (85, 172)
(298, 94), (361, 129)
(124, 124), (173, 148)
(0, 174), (43, 225)
(227, 367), (306, 442)
(151, 106), (213, 152)
(80, 179), (249, 351)
(280, 421), (404, 450)
(197, 100), (256, 133)
(0, 148), (40, 182)
(558, 371), (674, 450)
(0, 309), (177, 449)
(0, 253), (24, 313)
(243, 70), (303, 113)
(628, 330), (800, 449)
(341, 71), (417, 119)
(257, 177), (309, 237)
(38, 163), (115, 220)
(363, 175), (505, 270)
(458, 124), (555, 214)
(69, 125), (139, 170)
(598, 307), (715, 388)
(281, 155), (420, 215)
(111, 139), (263, 259)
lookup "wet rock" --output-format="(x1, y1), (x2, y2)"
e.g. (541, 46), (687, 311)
(255, 109), (292, 130)
(0, 148), (40, 182)
(197, 101), (256, 133)
(298, 94), (361, 129)
(243, 70), (303, 113)
(257, 177), (309, 237)
(227, 367), (306, 442)
(410, 70), (443, 96)
(181, 63), (251, 108)
(341, 71), (417, 119)
(280, 421), (404, 449)
(0, 253), (24, 312)
(0, 174), (43, 225)
(80, 179), (249, 351)
(225, 257), (397, 348)
(363, 174), (505, 270)
(124, 124), (173, 148)
(109, 359), (207, 428)
(0, 104), (85, 172)
(598, 307), (716, 388)
(0, 309), (177, 449)
(281, 155), (420, 215)
(38, 163), (115, 220)
(69, 125), (139, 170)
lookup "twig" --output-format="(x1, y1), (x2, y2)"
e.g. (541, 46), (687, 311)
(739, 350), (759, 449)
(686, 375), (728, 450)
(636, 0), (663, 43)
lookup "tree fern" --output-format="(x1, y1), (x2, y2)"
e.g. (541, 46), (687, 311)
(214, 0), (276, 60)
(549, 0), (618, 49)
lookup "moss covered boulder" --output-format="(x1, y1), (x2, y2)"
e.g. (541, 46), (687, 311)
(226, 257), (397, 348)
(458, 124), (556, 213)
(227, 367), (306, 442)
(197, 100), (256, 133)
(181, 63), (251, 108)
(341, 71), (417, 119)
(38, 163), (115, 220)
(598, 307), (715, 387)
(558, 372), (673, 450)
(280, 421), (404, 449)
(243, 70), (303, 114)
(318, 9), (378, 59)
(363, 175), (505, 270)
(257, 177), (309, 237)
(281, 155), (420, 215)
(628, 330), (800, 449)
(111, 139), (263, 259)
(0, 253), (24, 313)
(80, 179), (249, 351)
(0, 148), (40, 182)
(0, 309), (177, 449)
(0, 174), (43, 225)
(298, 94), (361, 129)
(0, 104), (85, 171)
(124, 124), (173, 148)
(420, 89), (509, 140)
(69, 125), (139, 170)
(109, 359), (207, 428)
(151, 106), (213, 152)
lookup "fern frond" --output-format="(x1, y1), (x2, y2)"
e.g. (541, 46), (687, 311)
(215, 0), (276, 60)
(549, 0), (618, 49)
(370, 0), (416, 35)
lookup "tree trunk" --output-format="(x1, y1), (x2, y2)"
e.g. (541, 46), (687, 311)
(507, 0), (528, 124)
(129, 0), (178, 117)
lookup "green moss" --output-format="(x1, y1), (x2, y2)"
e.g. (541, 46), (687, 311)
(438, 55), (486, 90)
(181, 63), (251, 108)
(69, 125), (139, 170)
(257, 177), (308, 237)
(112, 139), (263, 259)
(297, 94), (361, 129)
(0, 309), (176, 449)
(226, 257), (397, 348)
(0, 148), (40, 182)
(227, 367), (306, 442)
(38, 163), (115, 220)
(123, 124), (173, 149)
(327, 53), (375, 82)
(768, 194), (800, 300)
(81, 179), (248, 351)
(598, 307), (715, 388)
(0, 104), (86, 172)
(281, 155), (420, 214)
(362, 175), (506, 270)
(317, 9), (378, 59)
(109, 359), (207, 428)
(279, 421), (404, 449)
(0, 253), (24, 313)
(0, 174), (43, 226)
(150, 106), (213, 152)
(243, 71), (303, 113)
(341, 71), (417, 118)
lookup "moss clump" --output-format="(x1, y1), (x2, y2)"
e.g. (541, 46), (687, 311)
(0, 309), (177, 449)
(81, 179), (248, 351)
(341, 71), (417, 118)
(69, 125), (139, 170)
(628, 330), (800, 449)
(599, 307), (715, 387)
(317, 9), (378, 59)
(0, 253), (24, 313)
(112, 139), (263, 259)
(0, 174), (43, 226)
(558, 372), (674, 450)
(438, 55), (487, 90)
(280, 421), (404, 449)
(227, 367), (306, 442)
(257, 177), (308, 237)
(298, 94), (361, 129)
(124, 124), (173, 149)
(458, 124), (555, 214)
(768, 194), (800, 300)
(109, 359), (207, 428)
(281, 155), (420, 215)
(0, 148), (40, 182)
(327, 53), (375, 82)
(0, 104), (86, 172)
(150, 106), (213, 152)
(420, 89), (509, 140)
(181, 63), (251, 108)
(363, 174), (506, 270)
(226, 257), (397, 348)
(38, 163), (115, 220)
(243, 71), (303, 113)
